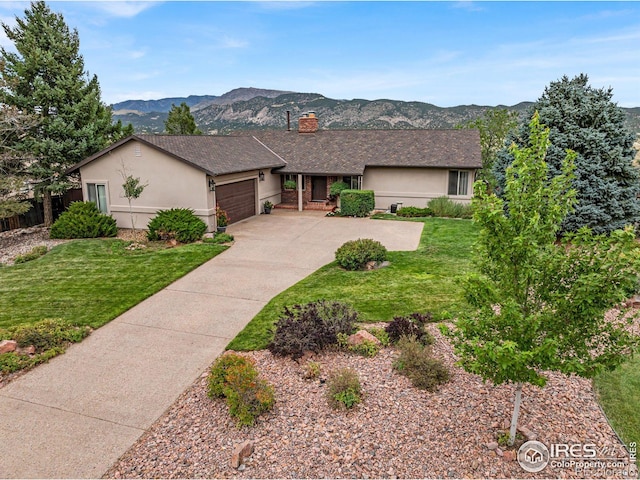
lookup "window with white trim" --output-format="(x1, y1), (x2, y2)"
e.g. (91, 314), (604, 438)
(86, 183), (108, 213)
(342, 175), (362, 190)
(448, 170), (469, 196)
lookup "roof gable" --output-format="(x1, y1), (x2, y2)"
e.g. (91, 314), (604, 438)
(69, 134), (286, 176)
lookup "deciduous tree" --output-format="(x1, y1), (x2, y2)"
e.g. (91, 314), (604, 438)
(0, 1), (130, 226)
(445, 113), (640, 446)
(494, 74), (640, 234)
(457, 108), (518, 189)
(119, 161), (147, 235)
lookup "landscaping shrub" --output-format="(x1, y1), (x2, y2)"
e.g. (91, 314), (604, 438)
(50, 201), (117, 239)
(203, 232), (234, 244)
(397, 206), (433, 218)
(367, 327), (390, 346)
(393, 335), (450, 392)
(302, 360), (321, 380)
(267, 300), (358, 359)
(337, 332), (381, 357)
(326, 368), (362, 409)
(147, 208), (207, 243)
(340, 190), (375, 217)
(207, 353), (275, 427)
(329, 181), (350, 197)
(0, 319), (91, 374)
(335, 238), (388, 271)
(427, 196), (473, 219)
(13, 245), (48, 264)
(11, 318), (91, 352)
(386, 312), (434, 346)
(0, 348), (62, 374)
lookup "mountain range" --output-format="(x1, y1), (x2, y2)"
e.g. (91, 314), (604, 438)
(112, 87), (640, 136)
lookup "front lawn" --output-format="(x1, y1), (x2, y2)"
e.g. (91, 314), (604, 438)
(227, 217), (478, 351)
(594, 355), (640, 448)
(0, 239), (226, 330)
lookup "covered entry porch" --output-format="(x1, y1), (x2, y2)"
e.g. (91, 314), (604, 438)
(274, 173), (362, 211)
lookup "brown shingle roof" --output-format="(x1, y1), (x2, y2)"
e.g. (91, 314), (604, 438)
(137, 135), (286, 175)
(68, 134), (286, 176)
(70, 129), (480, 177)
(252, 129), (481, 175)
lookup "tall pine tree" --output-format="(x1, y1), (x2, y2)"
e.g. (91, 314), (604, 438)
(164, 102), (202, 135)
(0, 1), (129, 226)
(494, 74), (640, 234)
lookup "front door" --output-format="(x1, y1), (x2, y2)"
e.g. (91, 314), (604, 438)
(311, 176), (327, 201)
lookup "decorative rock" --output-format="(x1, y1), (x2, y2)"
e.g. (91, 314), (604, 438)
(17, 345), (36, 355)
(495, 447), (504, 457)
(518, 426), (537, 441)
(348, 330), (381, 347)
(0, 340), (17, 354)
(231, 440), (254, 469)
(503, 450), (516, 462)
(485, 442), (499, 451)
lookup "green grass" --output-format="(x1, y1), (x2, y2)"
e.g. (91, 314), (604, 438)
(227, 217), (478, 351)
(0, 239), (226, 330)
(593, 355), (640, 448)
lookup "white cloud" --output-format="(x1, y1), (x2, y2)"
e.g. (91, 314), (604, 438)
(451, 1), (484, 13)
(256, 2), (317, 11)
(220, 36), (249, 49)
(129, 49), (147, 59)
(88, 1), (160, 19)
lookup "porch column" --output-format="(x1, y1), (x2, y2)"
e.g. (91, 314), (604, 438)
(297, 173), (303, 212)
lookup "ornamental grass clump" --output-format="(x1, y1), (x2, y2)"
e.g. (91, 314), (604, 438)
(267, 300), (358, 359)
(207, 353), (275, 427)
(393, 335), (450, 392)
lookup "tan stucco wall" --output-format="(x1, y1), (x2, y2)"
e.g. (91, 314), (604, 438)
(80, 140), (282, 231)
(80, 140), (212, 231)
(363, 167), (475, 209)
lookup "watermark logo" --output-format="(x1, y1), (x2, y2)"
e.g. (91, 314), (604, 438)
(518, 441), (550, 473)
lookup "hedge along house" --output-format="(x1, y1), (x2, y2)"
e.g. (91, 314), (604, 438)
(68, 135), (285, 232)
(252, 114), (482, 211)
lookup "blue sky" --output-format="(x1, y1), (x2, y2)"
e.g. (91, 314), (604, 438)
(1, 1), (639, 107)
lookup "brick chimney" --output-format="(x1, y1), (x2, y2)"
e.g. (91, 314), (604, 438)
(298, 112), (318, 133)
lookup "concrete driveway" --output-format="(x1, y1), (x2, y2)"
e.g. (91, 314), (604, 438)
(0, 210), (423, 479)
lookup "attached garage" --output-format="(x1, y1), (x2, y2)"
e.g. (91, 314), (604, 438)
(215, 179), (256, 224)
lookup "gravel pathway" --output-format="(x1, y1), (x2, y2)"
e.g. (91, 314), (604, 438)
(105, 325), (635, 479)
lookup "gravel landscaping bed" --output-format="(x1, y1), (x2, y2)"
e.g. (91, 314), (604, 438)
(0, 226), (69, 265)
(105, 325), (635, 479)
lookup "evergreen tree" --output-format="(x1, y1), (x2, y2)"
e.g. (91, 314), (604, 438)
(0, 102), (38, 219)
(0, 1), (130, 226)
(494, 74), (640, 234)
(164, 102), (202, 135)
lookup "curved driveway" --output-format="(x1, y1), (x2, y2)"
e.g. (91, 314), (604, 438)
(0, 210), (423, 479)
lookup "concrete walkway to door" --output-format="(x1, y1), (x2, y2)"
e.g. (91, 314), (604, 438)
(0, 210), (423, 479)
